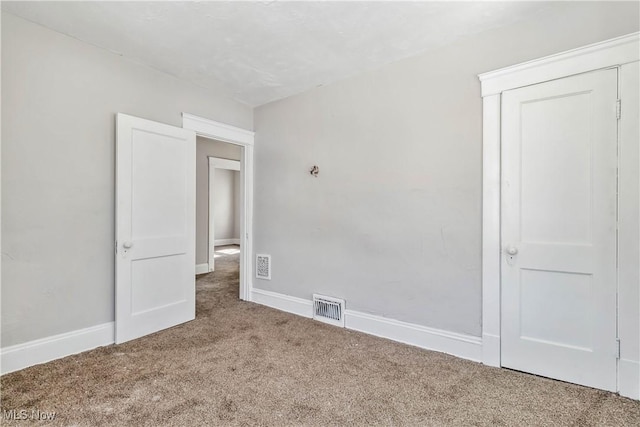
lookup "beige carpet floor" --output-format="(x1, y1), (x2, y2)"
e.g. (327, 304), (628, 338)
(1, 245), (639, 426)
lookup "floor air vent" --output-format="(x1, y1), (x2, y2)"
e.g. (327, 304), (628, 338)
(313, 294), (345, 327)
(256, 254), (271, 280)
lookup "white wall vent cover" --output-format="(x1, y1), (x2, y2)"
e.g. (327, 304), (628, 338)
(256, 254), (271, 280)
(312, 294), (345, 327)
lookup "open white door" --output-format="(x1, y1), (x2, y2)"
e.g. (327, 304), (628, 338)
(116, 113), (196, 344)
(501, 69), (618, 391)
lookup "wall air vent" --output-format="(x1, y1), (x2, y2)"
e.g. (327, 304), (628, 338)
(313, 294), (345, 327)
(256, 254), (271, 280)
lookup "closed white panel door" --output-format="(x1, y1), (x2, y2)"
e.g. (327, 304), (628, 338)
(501, 69), (618, 391)
(116, 113), (196, 344)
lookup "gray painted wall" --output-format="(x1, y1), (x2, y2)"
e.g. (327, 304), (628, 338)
(195, 137), (241, 265)
(1, 14), (252, 347)
(253, 2), (640, 337)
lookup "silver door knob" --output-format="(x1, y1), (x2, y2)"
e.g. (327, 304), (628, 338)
(123, 241), (133, 249)
(505, 246), (518, 256)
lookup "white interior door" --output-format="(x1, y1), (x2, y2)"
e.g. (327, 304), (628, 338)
(116, 113), (196, 344)
(501, 69), (618, 391)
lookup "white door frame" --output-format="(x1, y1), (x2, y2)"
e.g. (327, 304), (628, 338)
(208, 156), (241, 271)
(182, 113), (254, 302)
(478, 32), (640, 399)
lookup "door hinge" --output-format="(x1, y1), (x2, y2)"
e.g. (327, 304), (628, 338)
(616, 99), (621, 120)
(615, 338), (621, 359)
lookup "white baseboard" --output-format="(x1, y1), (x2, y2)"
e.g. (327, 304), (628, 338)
(619, 358), (640, 400)
(195, 263), (210, 275)
(250, 289), (482, 362)
(1, 322), (114, 375)
(214, 239), (240, 246)
(345, 310), (482, 362)
(251, 288), (313, 318)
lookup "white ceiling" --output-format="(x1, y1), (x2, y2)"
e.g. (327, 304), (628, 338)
(3, 1), (564, 107)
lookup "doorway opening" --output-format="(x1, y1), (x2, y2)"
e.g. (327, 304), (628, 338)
(196, 138), (242, 305)
(114, 113), (254, 344)
(183, 113), (255, 303)
(207, 155), (241, 272)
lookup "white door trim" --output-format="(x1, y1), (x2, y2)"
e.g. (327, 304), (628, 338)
(183, 113), (254, 146)
(208, 157), (241, 271)
(479, 32), (640, 398)
(210, 157), (242, 171)
(478, 32), (640, 97)
(183, 114), (254, 302)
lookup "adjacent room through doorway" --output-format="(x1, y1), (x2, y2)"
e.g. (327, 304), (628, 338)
(196, 136), (243, 305)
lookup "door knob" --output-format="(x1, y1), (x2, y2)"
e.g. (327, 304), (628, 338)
(123, 241), (133, 249)
(505, 246), (518, 256)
